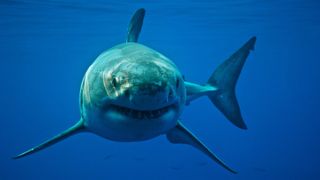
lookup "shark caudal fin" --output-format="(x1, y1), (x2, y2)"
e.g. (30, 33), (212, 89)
(126, 8), (145, 43)
(207, 37), (256, 129)
(13, 120), (84, 159)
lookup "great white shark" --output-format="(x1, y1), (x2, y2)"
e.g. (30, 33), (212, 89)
(14, 8), (256, 174)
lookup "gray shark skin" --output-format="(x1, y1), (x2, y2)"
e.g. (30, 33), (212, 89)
(14, 8), (256, 174)
(81, 42), (186, 142)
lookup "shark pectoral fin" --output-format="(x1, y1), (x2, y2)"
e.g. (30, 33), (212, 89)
(13, 120), (85, 159)
(166, 121), (237, 174)
(126, 8), (145, 43)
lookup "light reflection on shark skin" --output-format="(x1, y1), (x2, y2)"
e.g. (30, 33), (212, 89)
(14, 8), (256, 174)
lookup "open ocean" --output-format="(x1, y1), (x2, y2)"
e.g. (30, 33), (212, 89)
(1, 0), (320, 179)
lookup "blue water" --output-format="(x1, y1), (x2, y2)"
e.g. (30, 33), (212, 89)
(1, 0), (320, 179)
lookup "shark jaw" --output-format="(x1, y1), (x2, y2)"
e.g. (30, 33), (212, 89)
(108, 103), (179, 120)
(80, 93), (183, 142)
(86, 100), (181, 142)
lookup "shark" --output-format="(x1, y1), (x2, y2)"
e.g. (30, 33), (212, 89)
(14, 8), (256, 174)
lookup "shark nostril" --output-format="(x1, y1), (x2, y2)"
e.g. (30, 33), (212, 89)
(167, 88), (174, 102)
(124, 89), (130, 97)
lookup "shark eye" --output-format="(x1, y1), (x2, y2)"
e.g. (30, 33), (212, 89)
(176, 79), (180, 88)
(112, 77), (118, 87)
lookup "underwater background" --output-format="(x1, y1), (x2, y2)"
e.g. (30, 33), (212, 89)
(1, 0), (320, 179)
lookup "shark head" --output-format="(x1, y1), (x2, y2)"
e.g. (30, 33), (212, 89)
(103, 58), (185, 118)
(81, 43), (186, 141)
(104, 59), (184, 114)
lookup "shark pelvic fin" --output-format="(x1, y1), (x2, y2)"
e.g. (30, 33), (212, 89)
(166, 121), (237, 174)
(13, 120), (85, 159)
(126, 8), (145, 43)
(207, 36), (256, 129)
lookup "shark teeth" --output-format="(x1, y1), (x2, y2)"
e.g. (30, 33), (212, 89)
(111, 104), (174, 119)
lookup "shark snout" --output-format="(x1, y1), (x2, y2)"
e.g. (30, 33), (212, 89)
(106, 59), (182, 110)
(125, 84), (176, 110)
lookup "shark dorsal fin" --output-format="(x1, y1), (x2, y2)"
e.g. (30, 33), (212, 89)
(126, 8), (145, 43)
(13, 120), (85, 159)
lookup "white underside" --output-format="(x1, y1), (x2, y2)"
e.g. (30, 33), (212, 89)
(83, 107), (179, 142)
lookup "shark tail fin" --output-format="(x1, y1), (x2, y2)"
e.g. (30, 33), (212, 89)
(13, 120), (85, 159)
(207, 37), (256, 129)
(126, 8), (145, 43)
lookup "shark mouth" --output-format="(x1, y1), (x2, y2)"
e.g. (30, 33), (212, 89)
(110, 104), (176, 119)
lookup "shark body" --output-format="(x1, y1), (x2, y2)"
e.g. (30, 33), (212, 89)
(14, 8), (256, 174)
